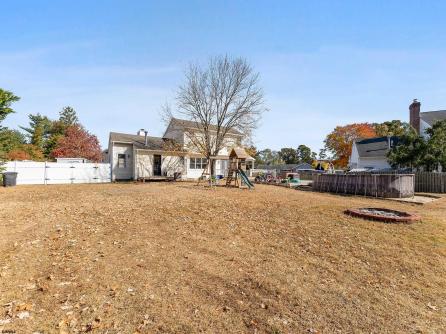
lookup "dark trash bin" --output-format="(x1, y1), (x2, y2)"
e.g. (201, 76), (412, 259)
(2, 172), (18, 187)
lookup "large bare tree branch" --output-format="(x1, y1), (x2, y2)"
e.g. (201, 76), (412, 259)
(163, 55), (266, 175)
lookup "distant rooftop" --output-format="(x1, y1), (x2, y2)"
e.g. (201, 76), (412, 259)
(420, 110), (446, 126)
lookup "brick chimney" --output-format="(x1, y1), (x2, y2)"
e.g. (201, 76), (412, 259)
(409, 99), (421, 134)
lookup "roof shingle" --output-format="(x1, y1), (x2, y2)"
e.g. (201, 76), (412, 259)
(354, 136), (398, 158)
(170, 118), (243, 136)
(420, 110), (446, 126)
(109, 132), (183, 151)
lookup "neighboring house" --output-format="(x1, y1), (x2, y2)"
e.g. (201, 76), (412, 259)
(349, 99), (446, 171)
(349, 136), (398, 171)
(107, 118), (253, 181)
(410, 99), (446, 139)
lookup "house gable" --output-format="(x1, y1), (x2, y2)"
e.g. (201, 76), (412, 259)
(163, 118), (243, 155)
(349, 136), (397, 170)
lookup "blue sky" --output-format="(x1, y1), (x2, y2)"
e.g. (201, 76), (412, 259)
(1, 1), (446, 152)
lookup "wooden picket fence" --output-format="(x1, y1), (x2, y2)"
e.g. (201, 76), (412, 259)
(312, 173), (415, 198)
(415, 172), (446, 193)
(341, 170), (446, 194)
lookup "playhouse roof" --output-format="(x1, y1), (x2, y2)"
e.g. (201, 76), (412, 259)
(229, 147), (254, 160)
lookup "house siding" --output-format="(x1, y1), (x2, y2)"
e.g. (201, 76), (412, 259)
(357, 157), (391, 170)
(136, 151), (154, 178)
(111, 143), (134, 180)
(183, 131), (240, 155)
(136, 152), (185, 179)
(420, 119), (431, 139)
(349, 143), (360, 169)
(162, 155), (185, 177)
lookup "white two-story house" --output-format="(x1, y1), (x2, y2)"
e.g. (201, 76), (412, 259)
(107, 118), (254, 181)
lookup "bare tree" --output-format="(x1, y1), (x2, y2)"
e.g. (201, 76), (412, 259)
(165, 55), (266, 176)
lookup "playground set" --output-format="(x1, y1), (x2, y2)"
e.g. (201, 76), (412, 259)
(195, 148), (255, 189)
(225, 148), (255, 189)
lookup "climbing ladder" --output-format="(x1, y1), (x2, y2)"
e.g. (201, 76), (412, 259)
(225, 167), (237, 186)
(196, 160), (211, 186)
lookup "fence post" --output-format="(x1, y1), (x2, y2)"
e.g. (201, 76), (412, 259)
(44, 161), (47, 185)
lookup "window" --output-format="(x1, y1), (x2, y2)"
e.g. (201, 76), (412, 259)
(117, 154), (127, 168)
(189, 158), (208, 169)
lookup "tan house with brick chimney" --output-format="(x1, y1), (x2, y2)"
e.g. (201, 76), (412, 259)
(409, 99), (446, 139)
(107, 118), (253, 181)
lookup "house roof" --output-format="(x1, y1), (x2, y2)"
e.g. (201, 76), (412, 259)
(354, 136), (398, 158)
(229, 147), (254, 160)
(109, 132), (183, 151)
(294, 162), (314, 170)
(420, 110), (446, 126)
(169, 118), (243, 136)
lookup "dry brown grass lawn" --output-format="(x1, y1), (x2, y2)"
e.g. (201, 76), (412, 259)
(0, 183), (445, 333)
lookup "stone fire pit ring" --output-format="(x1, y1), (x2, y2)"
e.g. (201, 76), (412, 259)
(345, 208), (420, 224)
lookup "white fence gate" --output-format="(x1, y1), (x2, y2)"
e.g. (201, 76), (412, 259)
(4, 161), (111, 185)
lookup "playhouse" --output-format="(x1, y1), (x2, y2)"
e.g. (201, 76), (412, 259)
(225, 148), (255, 189)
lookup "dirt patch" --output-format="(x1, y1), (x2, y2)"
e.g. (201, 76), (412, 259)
(0, 183), (445, 333)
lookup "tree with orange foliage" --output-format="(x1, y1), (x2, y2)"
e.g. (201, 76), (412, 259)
(6, 144), (44, 161)
(324, 123), (377, 168)
(51, 125), (102, 162)
(6, 149), (30, 161)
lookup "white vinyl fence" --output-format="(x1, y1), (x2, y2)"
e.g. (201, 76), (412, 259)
(4, 161), (111, 185)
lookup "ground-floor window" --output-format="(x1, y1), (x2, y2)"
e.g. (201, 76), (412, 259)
(189, 157), (207, 169)
(117, 154), (127, 168)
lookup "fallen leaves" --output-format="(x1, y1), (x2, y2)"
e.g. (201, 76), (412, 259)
(0, 183), (445, 333)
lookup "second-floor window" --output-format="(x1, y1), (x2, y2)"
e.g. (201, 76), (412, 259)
(189, 158), (207, 169)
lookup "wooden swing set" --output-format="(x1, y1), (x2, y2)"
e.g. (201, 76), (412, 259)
(196, 148), (254, 189)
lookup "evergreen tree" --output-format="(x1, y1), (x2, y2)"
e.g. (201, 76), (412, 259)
(0, 130), (26, 152)
(387, 129), (427, 170)
(20, 114), (52, 150)
(0, 88), (20, 126)
(279, 147), (298, 164)
(256, 149), (284, 165)
(0, 89), (20, 171)
(425, 120), (446, 171)
(59, 106), (79, 126)
(374, 120), (411, 137)
(296, 144), (315, 164)
(44, 120), (67, 158)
